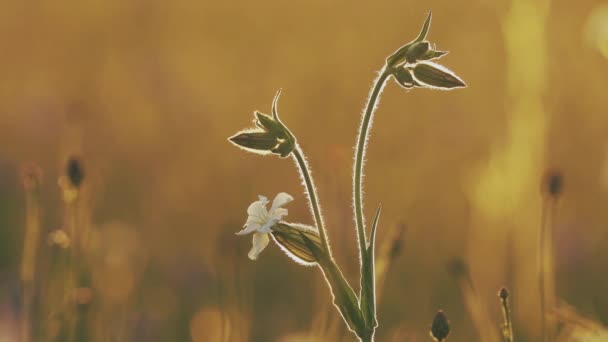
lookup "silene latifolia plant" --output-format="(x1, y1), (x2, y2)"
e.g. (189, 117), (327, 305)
(229, 12), (465, 341)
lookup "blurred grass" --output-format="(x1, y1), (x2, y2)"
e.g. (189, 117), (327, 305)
(1, 0), (608, 341)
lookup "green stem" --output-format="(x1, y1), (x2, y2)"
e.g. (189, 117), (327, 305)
(360, 333), (374, 342)
(354, 66), (391, 257)
(292, 145), (331, 256)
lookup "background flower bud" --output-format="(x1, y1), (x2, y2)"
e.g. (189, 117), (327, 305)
(66, 157), (85, 188)
(431, 310), (450, 341)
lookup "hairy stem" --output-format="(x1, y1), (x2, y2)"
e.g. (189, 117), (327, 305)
(292, 145), (331, 256)
(354, 66), (391, 257)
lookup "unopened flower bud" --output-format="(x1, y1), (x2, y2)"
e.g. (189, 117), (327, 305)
(386, 12), (433, 68)
(393, 67), (418, 89)
(405, 41), (431, 63)
(229, 131), (279, 153)
(412, 62), (466, 89)
(229, 90), (296, 158)
(271, 222), (322, 265)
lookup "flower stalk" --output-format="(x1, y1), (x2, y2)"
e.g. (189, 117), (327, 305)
(292, 145), (331, 256)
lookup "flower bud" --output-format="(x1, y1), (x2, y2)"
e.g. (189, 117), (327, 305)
(229, 131), (279, 154)
(412, 62), (466, 89)
(393, 67), (419, 89)
(405, 41), (431, 63)
(431, 310), (450, 341)
(386, 12), (433, 68)
(270, 222), (322, 265)
(229, 90), (296, 158)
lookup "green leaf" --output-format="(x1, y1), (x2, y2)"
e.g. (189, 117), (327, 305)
(360, 204), (382, 329)
(393, 67), (418, 89)
(271, 89), (282, 121)
(300, 232), (365, 335)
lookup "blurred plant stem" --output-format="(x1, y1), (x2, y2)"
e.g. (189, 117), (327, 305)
(539, 194), (558, 342)
(499, 288), (514, 342)
(20, 171), (42, 342)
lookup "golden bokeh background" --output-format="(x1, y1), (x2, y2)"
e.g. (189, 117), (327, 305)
(1, 0), (607, 341)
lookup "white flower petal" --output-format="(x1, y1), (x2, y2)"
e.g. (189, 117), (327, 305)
(247, 196), (269, 217)
(258, 218), (278, 234)
(245, 214), (264, 228)
(248, 232), (270, 260)
(236, 223), (258, 235)
(270, 192), (293, 213)
(270, 208), (288, 222)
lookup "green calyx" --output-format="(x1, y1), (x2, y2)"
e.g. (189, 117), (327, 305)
(229, 90), (296, 157)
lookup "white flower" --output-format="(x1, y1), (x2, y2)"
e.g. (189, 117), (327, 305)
(236, 192), (294, 260)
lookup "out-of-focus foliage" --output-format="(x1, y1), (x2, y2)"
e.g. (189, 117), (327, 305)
(0, 0), (607, 341)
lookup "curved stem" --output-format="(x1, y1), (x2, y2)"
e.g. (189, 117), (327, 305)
(292, 145), (331, 256)
(354, 66), (391, 257)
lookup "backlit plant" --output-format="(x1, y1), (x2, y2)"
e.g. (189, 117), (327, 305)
(228, 12), (465, 341)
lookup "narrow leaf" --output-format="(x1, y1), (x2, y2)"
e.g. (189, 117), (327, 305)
(300, 232), (365, 335)
(271, 89), (282, 121)
(361, 204), (382, 328)
(415, 11), (432, 42)
(368, 203), (382, 254)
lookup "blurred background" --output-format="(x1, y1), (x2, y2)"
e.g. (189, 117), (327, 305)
(1, 0), (607, 341)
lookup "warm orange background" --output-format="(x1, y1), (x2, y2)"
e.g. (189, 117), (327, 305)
(1, 0), (607, 341)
